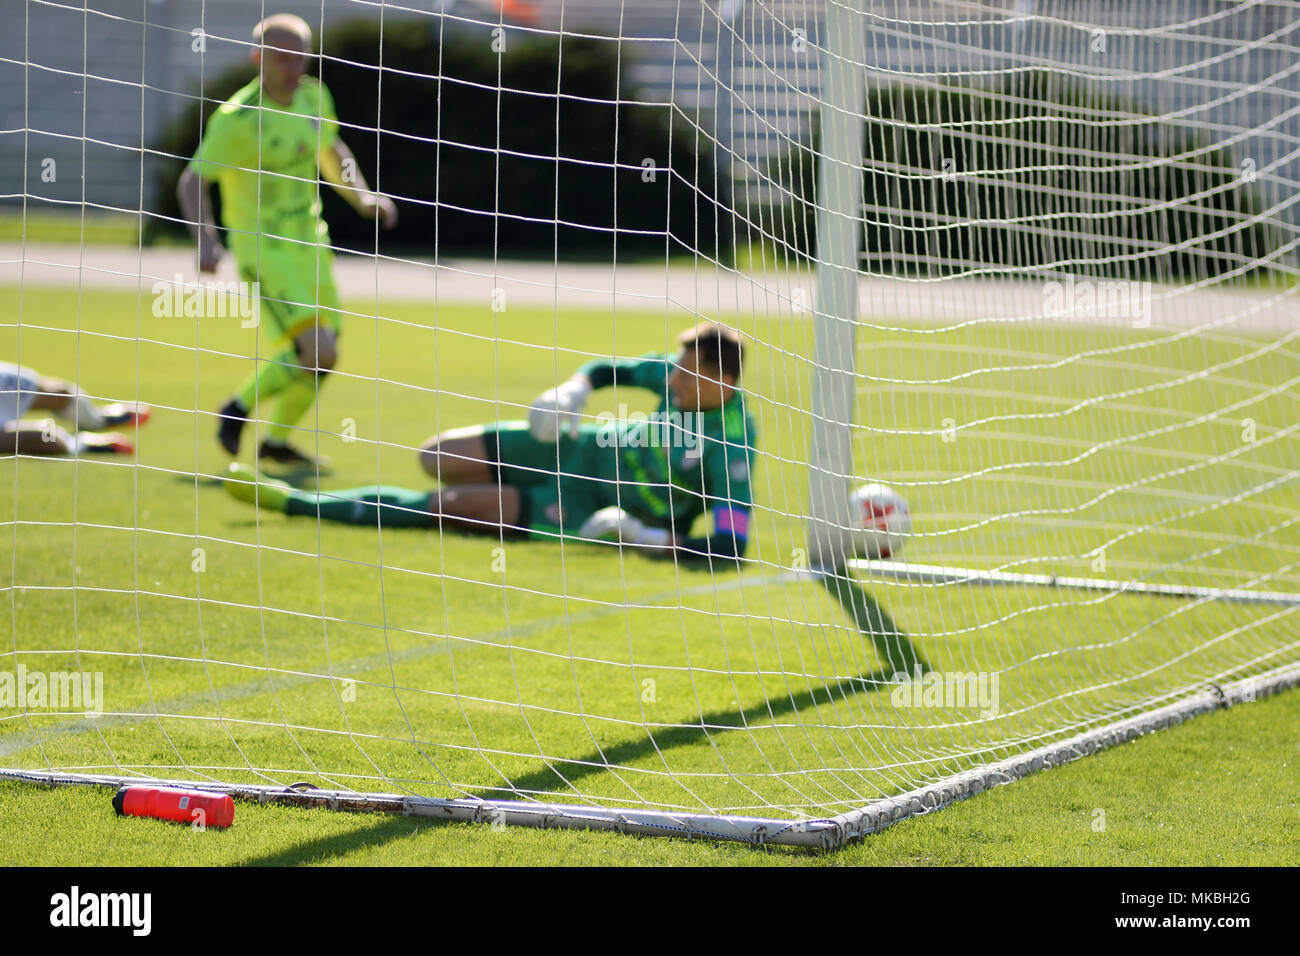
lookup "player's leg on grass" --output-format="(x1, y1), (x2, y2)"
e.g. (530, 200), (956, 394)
(260, 259), (343, 466)
(24, 375), (104, 430)
(218, 250), (340, 467)
(2, 421), (132, 456)
(425, 484), (523, 532)
(27, 377), (150, 430)
(418, 425), (495, 484)
(2, 364), (146, 449)
(257, 321), (338, 467)
(220, 348), (294, 453)
(218, 267), (302, 455)
(418, 422), (607, 540)
(419, 421), (564, 489)
(224, 463), (523, 531)
(222, 324), (337, 464)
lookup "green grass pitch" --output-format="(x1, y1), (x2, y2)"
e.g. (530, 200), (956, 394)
(1, 282), (1296, 864)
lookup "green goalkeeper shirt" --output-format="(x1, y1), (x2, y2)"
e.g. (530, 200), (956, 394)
(578, 353), (757, 543)
(188, 77), (340, 250)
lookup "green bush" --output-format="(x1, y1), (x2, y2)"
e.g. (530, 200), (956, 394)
(760, 72), (1286, 280)
(149, 18), (732, 263)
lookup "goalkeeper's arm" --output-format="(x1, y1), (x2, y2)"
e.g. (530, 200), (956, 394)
(529, 354), (670, 442)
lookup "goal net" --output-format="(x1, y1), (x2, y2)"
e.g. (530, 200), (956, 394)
(2, 0), (1298, 848)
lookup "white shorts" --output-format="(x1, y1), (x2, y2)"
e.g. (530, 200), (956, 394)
(0, 361), (42, 427)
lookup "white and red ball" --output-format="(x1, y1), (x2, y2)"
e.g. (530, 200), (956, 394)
(848, 483), (911, 559)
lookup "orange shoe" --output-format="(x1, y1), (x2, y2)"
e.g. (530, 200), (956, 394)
(81, 432), (134, 455)
(101, 402), (150, 428)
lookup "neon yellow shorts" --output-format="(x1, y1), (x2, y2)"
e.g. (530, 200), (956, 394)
(232, 237), (342, 344)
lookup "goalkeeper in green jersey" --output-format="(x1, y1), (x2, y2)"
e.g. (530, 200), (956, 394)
(177, 13), (396, 469)
(224, 322), (758, 562)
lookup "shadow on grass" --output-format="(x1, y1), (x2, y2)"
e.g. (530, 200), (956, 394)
(259, 464), (333, 488)
(238, 813), (430, 866)
(477, 570), (929, 804)
(171, 474), (225, 488)
(227, 573), (928, 860)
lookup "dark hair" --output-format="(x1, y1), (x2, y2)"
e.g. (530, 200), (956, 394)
(679, 321), (744, 382)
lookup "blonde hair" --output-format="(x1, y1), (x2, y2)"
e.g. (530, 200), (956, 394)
(253, 13), (313, 47)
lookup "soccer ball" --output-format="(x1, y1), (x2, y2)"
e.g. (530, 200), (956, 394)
(848, 483), (911, 559)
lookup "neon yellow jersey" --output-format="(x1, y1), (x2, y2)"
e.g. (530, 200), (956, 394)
(188, 77), (339, 249)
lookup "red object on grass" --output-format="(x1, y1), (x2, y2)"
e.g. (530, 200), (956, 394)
(113, 785), (234, 828)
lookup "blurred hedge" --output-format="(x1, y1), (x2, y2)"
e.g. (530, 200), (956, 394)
(760, 72), (1285, 280)
(150, 19), (732, 263)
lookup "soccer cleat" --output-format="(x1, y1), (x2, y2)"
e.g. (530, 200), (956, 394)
(100, 402), (151, 429)
(259, 438), (331, 471)
(80, 433), (134, 455)
(224, 463), (291, 512)
(216, 399), (249, 455)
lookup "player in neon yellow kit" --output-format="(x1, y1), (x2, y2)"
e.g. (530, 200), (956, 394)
(177, 13), (396, 469)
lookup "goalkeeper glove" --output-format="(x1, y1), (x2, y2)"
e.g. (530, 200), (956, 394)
(577, 506), (673, 549)
(528, 376), (592, 442)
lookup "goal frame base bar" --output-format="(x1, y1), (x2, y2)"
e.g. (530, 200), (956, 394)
(3, 662), (1297, 850)
(849, 559), (1300, 607)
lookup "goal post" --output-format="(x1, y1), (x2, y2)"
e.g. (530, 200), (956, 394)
(806, 0), (866, 572)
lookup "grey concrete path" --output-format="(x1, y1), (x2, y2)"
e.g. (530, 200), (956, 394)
(2, 242), (1295, 332)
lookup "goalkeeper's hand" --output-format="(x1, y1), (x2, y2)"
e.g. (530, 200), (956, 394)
(577, 506), (673, 549)
(528, 376), (591, 442)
